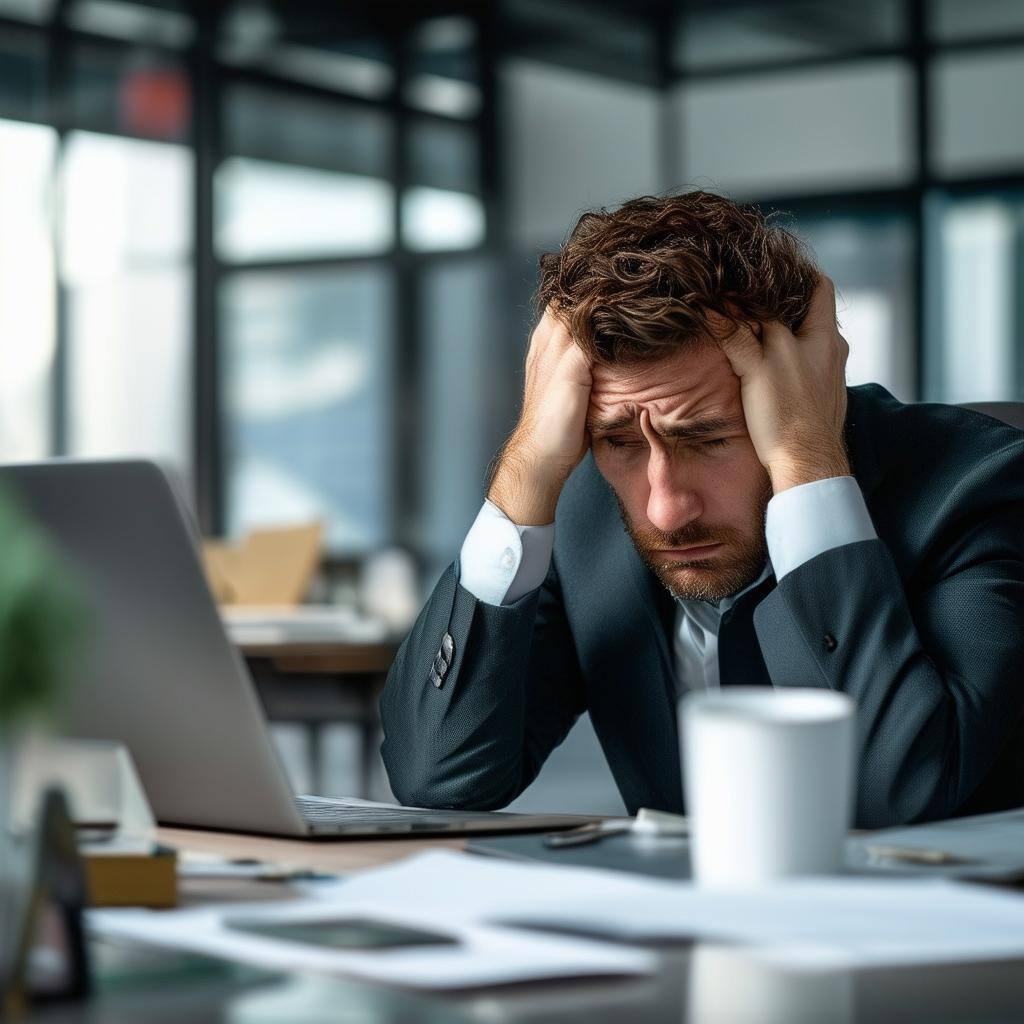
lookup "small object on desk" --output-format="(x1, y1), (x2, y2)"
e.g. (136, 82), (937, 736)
(178, 851), (336, 883)
(864, 844), (974, 866)
(225, 916), (459, 950)
(81, 841), (177, 909)
(544, 808), (688, 848)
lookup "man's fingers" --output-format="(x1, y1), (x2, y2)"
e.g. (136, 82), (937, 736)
(717, 322), (763, 378)
(558, 335), (593, 387)
(800, 275), (838, 335)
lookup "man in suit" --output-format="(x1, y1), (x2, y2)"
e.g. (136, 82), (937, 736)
(380, 191), (1024, 829)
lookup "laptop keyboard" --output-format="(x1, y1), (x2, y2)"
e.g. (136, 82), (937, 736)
(295, 795), (500, 825)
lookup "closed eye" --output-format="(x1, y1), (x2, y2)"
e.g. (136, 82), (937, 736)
(600, 435), (733, 451)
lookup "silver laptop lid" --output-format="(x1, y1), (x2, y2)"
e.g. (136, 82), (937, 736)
(0, 459), (307, 836)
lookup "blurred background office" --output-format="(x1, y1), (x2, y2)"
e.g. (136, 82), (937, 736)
(2, 0), (1023, 814)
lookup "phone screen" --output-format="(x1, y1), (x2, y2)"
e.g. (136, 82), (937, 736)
(225, 916), (459, 950)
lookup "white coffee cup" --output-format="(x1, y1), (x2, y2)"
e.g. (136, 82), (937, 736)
(679, 687), (856, 887)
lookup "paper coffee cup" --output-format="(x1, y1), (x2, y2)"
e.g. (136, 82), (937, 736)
(679, 687), (856, 887)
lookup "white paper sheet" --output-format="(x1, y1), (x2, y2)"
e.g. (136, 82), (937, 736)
(299, 849), (1024, 971)
(87, 896), (655, 989)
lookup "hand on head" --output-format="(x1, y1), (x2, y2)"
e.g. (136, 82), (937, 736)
(717, 275), (851, 494)
(488, 305), (593, 525)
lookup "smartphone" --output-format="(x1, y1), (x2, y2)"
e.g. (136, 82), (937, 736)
(225, 916), (459, 950)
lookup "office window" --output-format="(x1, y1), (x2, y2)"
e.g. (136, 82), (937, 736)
(61, 131), (193, 475)
(502, 0), (659, 87)
(216, 158), (394, 262)
(502, 58), (661, 248)
(418, 257), (510, 572)
(218, 12), (393, 100)
(219, 84), (395, 264)
(931, 47), (1024, 178)
(929, 0), (1024, 41)
(69, 42), (191, 141)
(0, 119), (56, 461)
(406, 15), (481, 118)
(795, 213), (916, 401)
(66, 1), (194, 48)
(223, 84), (391, 178)
(0, 0), (57, 23)
(0, 25), (47, 121)
(402, 118), (485, 252)
(222, 266), (394, 553)
(674, 61), (915, 197)
(926, 195), (1023, 404)
(674, 0), (906, 73)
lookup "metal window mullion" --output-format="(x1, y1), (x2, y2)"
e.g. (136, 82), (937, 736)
(191, 4), (222, 535)
(910, 0), (930, 404)
(47, 0), (72, 457)
(392, 21), (418, 550)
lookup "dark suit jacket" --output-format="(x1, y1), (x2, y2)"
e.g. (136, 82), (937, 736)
(380, 385), (1024, 828)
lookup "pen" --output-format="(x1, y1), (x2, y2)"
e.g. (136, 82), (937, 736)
(865, 844), (971, 865)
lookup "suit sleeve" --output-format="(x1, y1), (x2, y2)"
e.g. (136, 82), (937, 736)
(379, 557), (586, 810)
(754, 489), (1024, 829)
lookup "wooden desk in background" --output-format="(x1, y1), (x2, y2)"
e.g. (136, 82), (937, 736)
(158, 824), (463, 876)
(238, 636), (401, 799)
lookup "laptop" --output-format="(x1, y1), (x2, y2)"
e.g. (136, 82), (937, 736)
(0, 459), (591, 839)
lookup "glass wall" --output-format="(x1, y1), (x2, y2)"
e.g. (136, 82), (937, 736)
(221, 265), (394, 552)
(0, 118), (56, 461)
(926, 193), (1024, 404)
(3, 0), (1024, 555)
(61, 131), (193, 476)
(795, 213), (916, 402)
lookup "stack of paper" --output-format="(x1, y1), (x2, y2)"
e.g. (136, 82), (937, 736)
(88, 894), (655, 989)
(300, 850), (1024, 971)
(90, 849), (1024, 986)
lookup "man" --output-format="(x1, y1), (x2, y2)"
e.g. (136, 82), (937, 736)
(380, 191), (1024, 829)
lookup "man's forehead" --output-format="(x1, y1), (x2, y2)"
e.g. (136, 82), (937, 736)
(588, 343), (740, 420)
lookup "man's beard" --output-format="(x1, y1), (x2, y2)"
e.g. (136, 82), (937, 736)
(615, 481), (772, 603)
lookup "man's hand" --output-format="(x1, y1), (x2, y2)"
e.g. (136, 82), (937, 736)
(719, 276), (851, 494)
(488, 307), (592, 524)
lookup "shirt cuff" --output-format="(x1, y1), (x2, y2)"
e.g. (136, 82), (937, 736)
(458, 500), (555, 606)
(765, 476), (877, 581)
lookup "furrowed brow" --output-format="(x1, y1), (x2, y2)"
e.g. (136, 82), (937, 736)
(659, 417), (743, 441)
(586, 413), (637, 435)
(587, 412), (744, 439)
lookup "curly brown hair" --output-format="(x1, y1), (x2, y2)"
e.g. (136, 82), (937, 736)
(537, 191), (820, 364)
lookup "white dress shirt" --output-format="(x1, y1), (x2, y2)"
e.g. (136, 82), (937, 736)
(459, 476), (878, 693)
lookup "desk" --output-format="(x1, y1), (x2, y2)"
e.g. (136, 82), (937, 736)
(33, 827), (1024, 1023)
(239, 637), (400, 799)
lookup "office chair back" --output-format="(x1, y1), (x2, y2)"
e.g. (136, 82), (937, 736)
(961, 402), (1024, 430)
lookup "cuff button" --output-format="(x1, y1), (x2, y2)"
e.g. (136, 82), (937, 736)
(823, 632), (838, 652)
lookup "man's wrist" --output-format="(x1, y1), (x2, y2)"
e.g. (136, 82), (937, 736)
(768, 444), (851, 494)
(488, 441), (567, 525)
(487, 483), (560, 525)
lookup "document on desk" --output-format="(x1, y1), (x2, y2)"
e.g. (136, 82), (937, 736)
(300, 849), (1024, 971)
(87, 896), (655, 989)
(222, 605), (389, 645)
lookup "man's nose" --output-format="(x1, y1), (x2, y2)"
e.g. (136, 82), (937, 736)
(646, 449), (703, 534)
